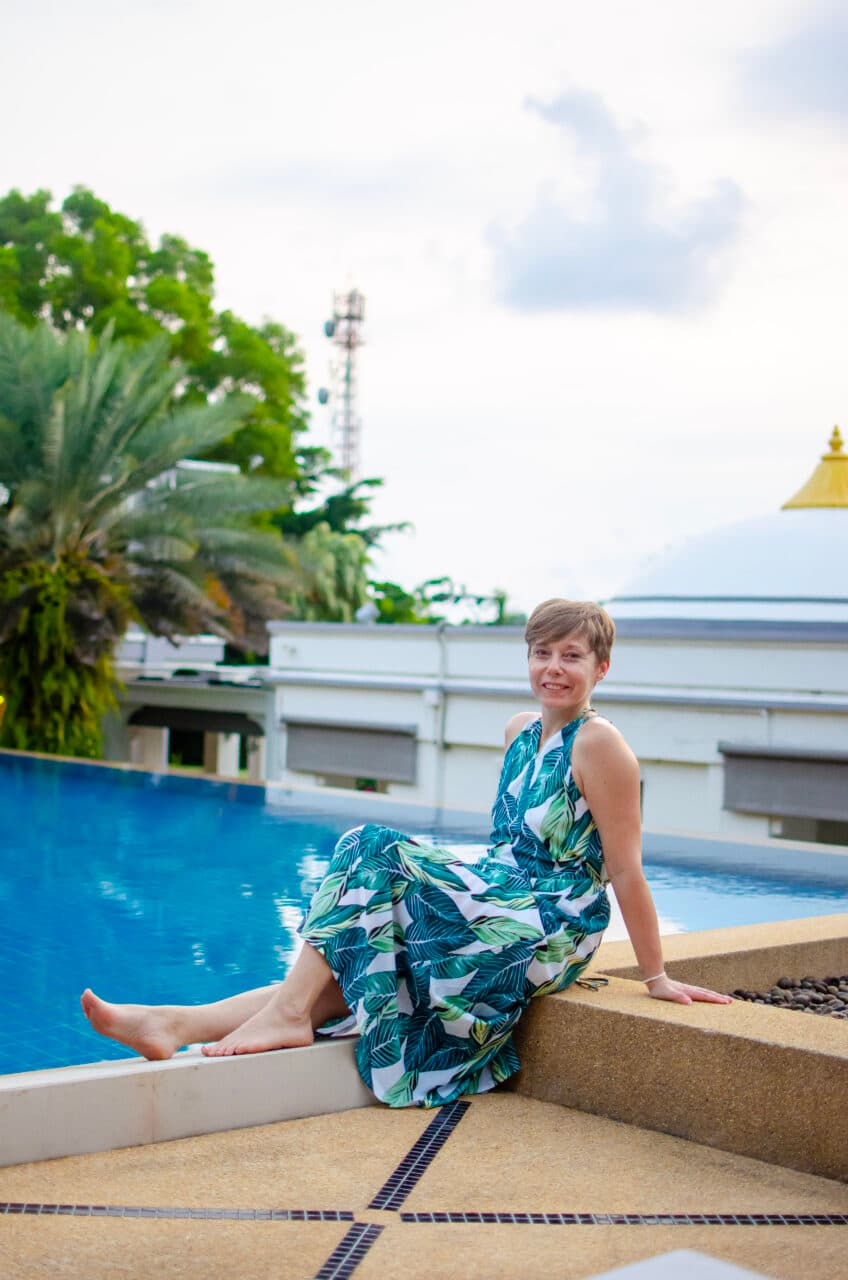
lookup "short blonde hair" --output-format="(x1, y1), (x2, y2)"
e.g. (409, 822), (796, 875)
(524, 599), (615, 665)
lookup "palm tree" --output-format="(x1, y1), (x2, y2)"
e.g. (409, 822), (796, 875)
(291, 521), (370, 623)
(0, 313), (299, 757)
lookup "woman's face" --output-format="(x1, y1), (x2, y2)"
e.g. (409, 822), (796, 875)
(527, 628), (609, 714)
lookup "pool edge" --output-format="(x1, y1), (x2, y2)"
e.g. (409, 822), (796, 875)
(3, 914), (846, 1176)
(0, 1038), (374, 1168)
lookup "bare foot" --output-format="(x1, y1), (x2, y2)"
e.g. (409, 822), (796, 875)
(201, 990), (314, 1057)
(80, 989), (183, 1061)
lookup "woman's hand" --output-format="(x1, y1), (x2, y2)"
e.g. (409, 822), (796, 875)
(646, 974), (733, 1005)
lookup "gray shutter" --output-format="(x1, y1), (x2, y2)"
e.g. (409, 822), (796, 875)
(720, 743), (848, 821)
(285, 719), (418, 784)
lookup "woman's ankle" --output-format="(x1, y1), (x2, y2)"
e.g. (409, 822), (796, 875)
(270, 987), (313, 1024)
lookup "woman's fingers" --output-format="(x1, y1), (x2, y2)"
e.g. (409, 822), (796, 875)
(669, 990), (693, 1005)
(686, 985), (734, 1004)
(648, 980), (733, 1005)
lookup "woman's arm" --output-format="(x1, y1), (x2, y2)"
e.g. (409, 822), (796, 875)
(574, 720), (732, 1006)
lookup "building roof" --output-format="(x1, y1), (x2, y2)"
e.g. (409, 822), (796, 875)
(783, 426), (848, 509)
(606, 429), (848, 626)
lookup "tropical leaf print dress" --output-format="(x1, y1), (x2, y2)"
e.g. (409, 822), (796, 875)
(299, 711), (610, 1107)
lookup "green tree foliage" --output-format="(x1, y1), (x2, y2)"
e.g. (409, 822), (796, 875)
(289, 522), (369, 622)
(0, 185), (308, 482)
(368, 579), (426, 624)
(369, 577), (523, 625)
(0, 186), (520, 632)
(0, 186), (407, 627)
(0, 557), (130, 757)
(276, 475), (408, 546)
(0, 314), (300, 755)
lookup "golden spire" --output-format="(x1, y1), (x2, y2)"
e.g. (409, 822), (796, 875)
(782, 426), (848, 509)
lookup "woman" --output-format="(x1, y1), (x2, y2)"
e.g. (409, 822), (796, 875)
(82, 599), (731, 1107)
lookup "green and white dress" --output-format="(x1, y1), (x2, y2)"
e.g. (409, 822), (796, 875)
(300, 711), (610, 1107)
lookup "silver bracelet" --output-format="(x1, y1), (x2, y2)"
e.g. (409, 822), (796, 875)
(643, 970), (667, 985)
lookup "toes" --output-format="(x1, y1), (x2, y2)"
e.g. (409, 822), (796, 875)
(202, 1042), (232, 1056)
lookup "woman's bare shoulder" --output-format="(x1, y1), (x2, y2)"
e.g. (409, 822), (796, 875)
(504, 711), (539, 748)
(577, 715), (639, 767)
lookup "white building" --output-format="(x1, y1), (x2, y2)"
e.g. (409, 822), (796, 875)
(111, 429), (848, 845)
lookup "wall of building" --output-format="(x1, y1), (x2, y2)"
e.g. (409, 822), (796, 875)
(262, 621), (848, 839)
(106, 620), (848, 843)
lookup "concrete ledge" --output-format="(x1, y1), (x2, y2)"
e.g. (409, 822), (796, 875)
(512, 972), (848, 1182)
(594, 913), (848, 992)
(0, 1038), (374, 1167)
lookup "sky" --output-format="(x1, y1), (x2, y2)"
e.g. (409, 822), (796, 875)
(2, 0), (846, 612)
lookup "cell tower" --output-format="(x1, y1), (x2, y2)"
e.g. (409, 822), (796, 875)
(317, 288), (366, 478)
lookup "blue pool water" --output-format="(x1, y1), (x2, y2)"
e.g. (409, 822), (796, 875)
(2, 754), (847, 1075)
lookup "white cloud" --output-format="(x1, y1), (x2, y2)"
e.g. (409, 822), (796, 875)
(743, 0), (848, 123)
(0, 1), (846, 614)
(490, 90), (745, 314)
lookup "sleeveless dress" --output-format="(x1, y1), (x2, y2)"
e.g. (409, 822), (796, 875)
(299, 711), (610, 1107)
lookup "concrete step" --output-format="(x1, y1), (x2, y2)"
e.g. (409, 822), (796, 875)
(512, 963), (847, 1182)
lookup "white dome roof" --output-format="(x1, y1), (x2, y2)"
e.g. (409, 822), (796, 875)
(607, 508), (848, 624)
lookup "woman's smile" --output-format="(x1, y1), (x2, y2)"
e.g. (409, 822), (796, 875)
(528, 629), (607, 718)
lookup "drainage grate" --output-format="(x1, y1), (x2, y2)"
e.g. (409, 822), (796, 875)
(400, 1211), (848, 1226)
(7, 1203), (844, 1229)
(313, 1222), (384, 1279)
(368, 1099), (471, 1210)
(0, 1203), (354, 1221)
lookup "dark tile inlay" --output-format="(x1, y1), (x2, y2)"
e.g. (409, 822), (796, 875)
(6, 1091), (846, 1267)
(399, 1211), (848, 1226)
(368, 1099), (471, 1210)
(313, 1222), (384, 1280)
(0, 1203), (354, 1221)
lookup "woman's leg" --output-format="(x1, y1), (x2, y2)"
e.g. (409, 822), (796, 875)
(80, 943), (350, 1061)
(202, 942), (350, 1056)
(80, 984), (282, 1060)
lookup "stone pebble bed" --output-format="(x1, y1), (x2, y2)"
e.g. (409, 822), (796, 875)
(729, 974), (848, 1018)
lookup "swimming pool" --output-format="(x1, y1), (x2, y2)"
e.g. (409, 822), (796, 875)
(3, 753), (847, 1075)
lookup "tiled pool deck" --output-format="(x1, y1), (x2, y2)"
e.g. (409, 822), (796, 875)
(2, 1093), (847, 1279)
(2, 914), (847, 1278)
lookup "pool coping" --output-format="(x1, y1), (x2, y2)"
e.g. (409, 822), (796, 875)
(0, 1037), (373, 1168)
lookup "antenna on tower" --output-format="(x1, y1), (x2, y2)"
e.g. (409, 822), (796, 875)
(317, 288), (366, 479)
